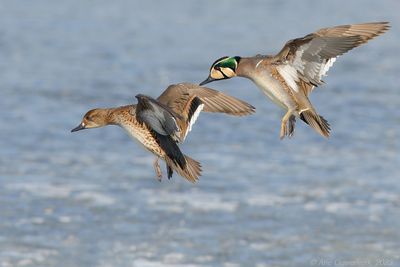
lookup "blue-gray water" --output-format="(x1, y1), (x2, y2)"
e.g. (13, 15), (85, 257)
(0, 1), (399, 266)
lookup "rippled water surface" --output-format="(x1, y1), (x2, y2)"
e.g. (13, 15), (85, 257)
(0, 1), (399, 266)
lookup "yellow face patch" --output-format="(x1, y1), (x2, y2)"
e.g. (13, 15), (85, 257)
(210, 67), (236, 80)
(220, 67), (236, 78)
(210, 68), (225, 79)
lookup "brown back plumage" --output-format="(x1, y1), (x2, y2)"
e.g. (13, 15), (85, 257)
(158, 83), (255, 116)
(157, 83), (255, 142)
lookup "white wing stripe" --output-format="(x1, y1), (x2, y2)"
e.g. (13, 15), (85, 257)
(277, 65), (299, 92)
(319, 57), (337, 77)
(183, 103), (204, 141)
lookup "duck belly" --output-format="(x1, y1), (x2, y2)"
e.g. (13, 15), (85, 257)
(251, 74), (296, 111)
(122, 123), (164, 158)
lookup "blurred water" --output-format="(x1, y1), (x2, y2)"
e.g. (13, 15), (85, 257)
(0, 0), (399, 266)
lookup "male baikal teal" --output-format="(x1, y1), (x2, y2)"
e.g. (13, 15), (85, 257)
(200, 22), (389, 139)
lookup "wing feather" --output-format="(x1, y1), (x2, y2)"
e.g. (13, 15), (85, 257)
(135, 95), (181, 141)
(158, 83), (255, 116)
(157, 83), (255, 142)
(274, 22), (389, 95)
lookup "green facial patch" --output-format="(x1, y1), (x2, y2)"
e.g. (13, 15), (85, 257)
(215, 57), (239, 70)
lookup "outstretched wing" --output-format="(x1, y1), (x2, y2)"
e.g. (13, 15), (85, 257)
(135, 94), (181, 141)
(157, 83), (255, 141)
(273, 22), (389, 95)
(158, 83), (255, 115)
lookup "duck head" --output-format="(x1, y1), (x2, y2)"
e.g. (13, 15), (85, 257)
(71, 108), (110, 132)
(200, 56), (241, 85)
